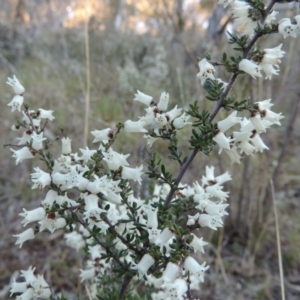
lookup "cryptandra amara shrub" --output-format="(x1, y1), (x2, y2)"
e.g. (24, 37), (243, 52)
(5, 1), (298, 299)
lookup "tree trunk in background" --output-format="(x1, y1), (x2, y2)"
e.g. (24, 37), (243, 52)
(113, 0), (125, 32)
(12, 0), (26, 65)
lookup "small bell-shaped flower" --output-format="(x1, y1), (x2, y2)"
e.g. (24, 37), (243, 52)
(121, 165), (143, 184)
(239, 59), (262, 79)
(80, 268), (96, 282)
(13, 228), (35, 248)
(11, 147), (35, 164)
(197, 59), (215, 85)
(217, 111), (241, 132)
(7, 95), (24, 112)
(39, 213), (66, 233)
(238, 140), (257, 155)
(20, 207), (46, 226)
(36, 108), (55, 120)
(278, 18), (298, 39)
(213, 130), (233, 150)
(189, 233), (208, 254)
(198, 214), (223, 230)
(161, 262), (180, 283)
(250, 131), (269, 152)
(132, 254), (155, 278)
(173, 112), (192, 129)
(157, 91), (169, 111)
(91, 128), (113, 143)
(61, 137), (72, 154)
(124, 120), (147, 133)
(31, 167), (51, 190)
(166, 105), (182, 122)
(183, 257), (209, 283)
(6, 75), (25, 95)
(31, 132), (47, 151)
(134, 90), (153, 106)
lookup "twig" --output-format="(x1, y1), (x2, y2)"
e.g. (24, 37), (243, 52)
(270, 179), (285, 300)
(119, 274), (134, 300)
(75, 213), (128, 271)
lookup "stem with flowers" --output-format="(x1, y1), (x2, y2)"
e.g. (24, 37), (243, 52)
(4, 1), (299, 299)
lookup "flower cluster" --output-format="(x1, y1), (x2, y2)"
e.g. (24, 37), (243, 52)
(10, 266), (51, 300)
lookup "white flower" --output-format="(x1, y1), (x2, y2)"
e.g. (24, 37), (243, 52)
(121, 165), (143, 184)
(162, 262), (180, 283)
(155, 113), (168, 127)
(17, 131), (32, 145)
(124, 120), (147, 133)
(132, 254), (155, 278)
(216, 171), (232, 185)
(197, 58), (215, 85)
(6, 75), (25, 95)
(198, 214), (223, 230)
(213, 131), (233, 150)
(61, 137), (72, 154)
(7, 95), (24, 112)
(31, 132), (47, 151)
(157, 92), (169, 111)
(218, 0), (235, 8)
(183, 257), (209, 282)
(146, 207), (158, 229)
(231, 1), (257, 36)
(20, 266), (36, 284)
(239, 59), (262, 79)
(166, 105), (182, 121)
(255, 99), (273, 111)
(91, 128), (113, 143)
(173, 112), (192, 129)
(250, 131), (269, 152)
(217, 111), (241, 132)
(80, 268), (96, 282)
(278, 18), (298, 39)
(260, 63), (280, 80)
(11, 147), (35, 164)
(19, 207), (46, 226)
(164, 278), (188, 299)
(262, 109), (284, 125)
(79, 146), (96, 161)
(144, 133), (158, 147)
(15, 288), (34, 300)
(134, 90), (153, 106)
(250, 113), (267, 132)
(31, 167), (51, 190)
(39, 214), (66, 233)
(102, 148), (130, 170)
(224, 146), (241, 164)
(10, 280), (28, 296)
(13, 228), (35, 248)
(238, 140), (257, 155)
(154, 228), (174, 246)
(36, 108), (55, 120)
(261, 44), (285, 65)
(205, 184), (229, 200)
(232, 130), (252, 142)
(65, 231), (85, 251)
(189, 234), (208, 254)
(31, 275), (51, 299)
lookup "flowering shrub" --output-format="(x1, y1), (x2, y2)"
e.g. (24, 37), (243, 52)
(5, 1), (298, 299)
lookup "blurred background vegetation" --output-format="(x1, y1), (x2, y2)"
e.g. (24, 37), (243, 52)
(0, 0), (300, 299)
